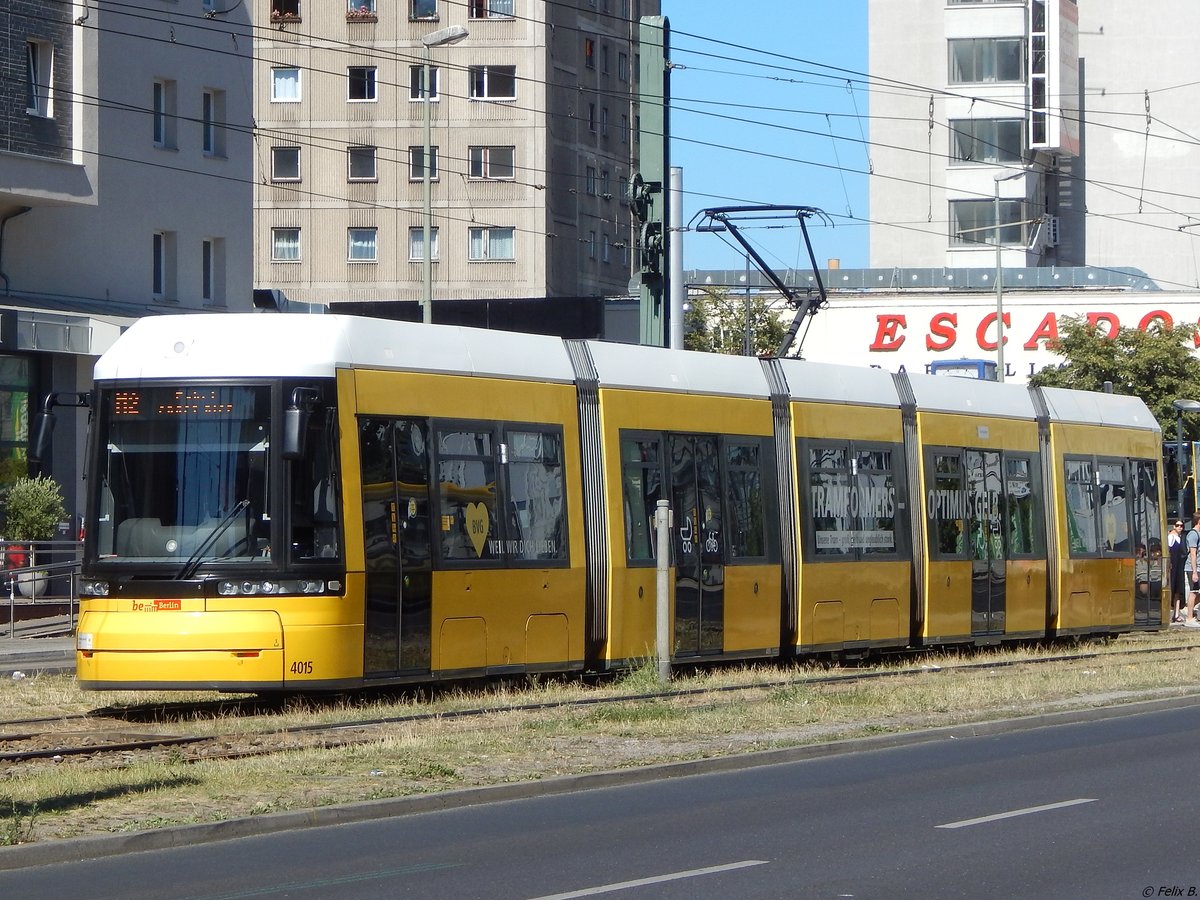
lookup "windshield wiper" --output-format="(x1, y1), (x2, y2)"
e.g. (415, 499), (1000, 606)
(176, 499), (250, 580)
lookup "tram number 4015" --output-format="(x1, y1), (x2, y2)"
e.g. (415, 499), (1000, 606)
(289, 661), (314, 675)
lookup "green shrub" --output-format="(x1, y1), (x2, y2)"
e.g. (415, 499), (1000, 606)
(4, 476), (66, 541)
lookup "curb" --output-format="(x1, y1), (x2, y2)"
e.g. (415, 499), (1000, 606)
(4, 691), (1200, 871)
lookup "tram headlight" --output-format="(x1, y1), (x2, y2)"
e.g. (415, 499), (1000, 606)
(215, 579), (329, 597)
(81, 580), (110, 597)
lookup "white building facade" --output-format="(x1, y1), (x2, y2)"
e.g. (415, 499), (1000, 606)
(253, 0), (657, 308)
(868, 0), (1200, 292)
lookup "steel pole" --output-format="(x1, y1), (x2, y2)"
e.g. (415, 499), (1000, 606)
(655, 499), (671, 684)
(421, 51), (433, 324)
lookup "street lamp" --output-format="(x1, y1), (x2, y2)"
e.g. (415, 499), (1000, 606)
(420, 24), (469, 325)
(993, 169), (1027, 383)
(1174, 399), (1200, 519)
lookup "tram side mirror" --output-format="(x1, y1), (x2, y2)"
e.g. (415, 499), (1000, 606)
(282, 404), (309, 461)
(30, 411), (55, 465)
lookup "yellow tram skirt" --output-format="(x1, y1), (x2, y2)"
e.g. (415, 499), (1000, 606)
(76, 609), (287, 692)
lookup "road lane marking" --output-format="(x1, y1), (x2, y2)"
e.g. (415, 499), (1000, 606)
(936, 798), (1097, 829)
(528, 860), (770, 899)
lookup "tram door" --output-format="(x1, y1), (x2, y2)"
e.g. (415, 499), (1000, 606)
(359, 418), (433, 677)
(669, 434), (724, 655)
(1132, 459), (1164, 626)
(967, 449), (1005, 635)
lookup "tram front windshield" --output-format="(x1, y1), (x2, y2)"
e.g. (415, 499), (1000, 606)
(92, 385), (272, 567)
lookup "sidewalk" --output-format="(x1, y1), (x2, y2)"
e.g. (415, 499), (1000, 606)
(0, 615), (76, 676)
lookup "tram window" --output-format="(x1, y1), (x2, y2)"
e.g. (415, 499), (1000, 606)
(290, 398), (341, 562)
(856, 447), (898, 557)
(97, 385), (271, 564)
(1134, 458), (1164, 591)
(801, 441), (902, 560)
(394, 419), (431, 568)
(930, 452), (966, 557)
(437, 429), (498, 563)
(1064, 458), (1099, 555)
(621, 436), (662, 563)
(1097, 460), (1131, 553)
(359, 417), (398, 564)
(1004, 455), (1039, 556)
(504, 429), (567, 562)
(807, 444), (852, 558)
(726, 441), (766, 560)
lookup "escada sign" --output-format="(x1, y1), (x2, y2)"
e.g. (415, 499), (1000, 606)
(796, 292), (1200, 383)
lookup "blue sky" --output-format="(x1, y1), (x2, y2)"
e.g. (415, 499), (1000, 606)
(661, 2), (869, 272)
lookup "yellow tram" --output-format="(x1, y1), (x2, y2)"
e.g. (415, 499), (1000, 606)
(56, 314), (1164, 692)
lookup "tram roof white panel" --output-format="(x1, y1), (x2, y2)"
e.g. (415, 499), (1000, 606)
(94, 315), (576, 383)
(1039, 386), (1160, 432)
(906, 371), (1039, 420)
(583, 340), (771, 399)
(776, 358), (901, 407)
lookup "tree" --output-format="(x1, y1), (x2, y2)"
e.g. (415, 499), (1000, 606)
(1028, 316), (1200, 436)
(683, 288), (787, 356)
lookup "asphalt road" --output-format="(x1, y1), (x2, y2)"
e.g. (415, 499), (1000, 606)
(2, 701), (1197, 899)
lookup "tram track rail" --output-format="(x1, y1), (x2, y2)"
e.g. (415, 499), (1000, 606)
(3, 637), (1196, 769)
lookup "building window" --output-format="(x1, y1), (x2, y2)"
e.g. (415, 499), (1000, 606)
(153, 79), (177, 148)
(409, 226), (440, 261)
(348, 66), (377, 102)
(468, 226), (515, 261)
(585, 166), (597, 195)
(348, 146), (377, 181)
(468, 146), (515, 179)
(202, 89), (226, 156)
(409, 66), (440, 101)
(272, 227), (301, 261)
(202, 240), (213, 303)
(202, 238), (225, 306)
(588, 103), (596, 133)
(271, 146), (301, 182)
(469, 65), (516, 100)
(348, 228), (378, 262)
(950, 198), (1028, 246)
(408, 146), (439, 180)
(347, 0), (376, 14)
(602, 233), (610, 263)
(585, 38), (595, 69)
(25, 40), (52, 117)
(949, 119), (1025, 165)
(601, 107), (609, 137)
(271, 67), (301, 102)
(602, 44), (610, 75)
(948, 37), (1023, 84)
(621, 113), (629, 144)
(469, 0), (514, 18)
(618, 52), (629, 83)
(410, 0), (437, 20)
(270, 0), (300, 21)
(601, 169), (610, 197)
(587, 230), (596, 259)
(152, 231), (175, 299)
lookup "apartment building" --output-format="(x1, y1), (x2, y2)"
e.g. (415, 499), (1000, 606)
(0, 1), (253, 510)
(253, 0), (658, 308)
(868, 0), (1200, 291)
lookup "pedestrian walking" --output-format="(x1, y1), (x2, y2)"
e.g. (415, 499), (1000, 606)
(1169, 518), (1188, 623)
(1184, 513), (1200, 627)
